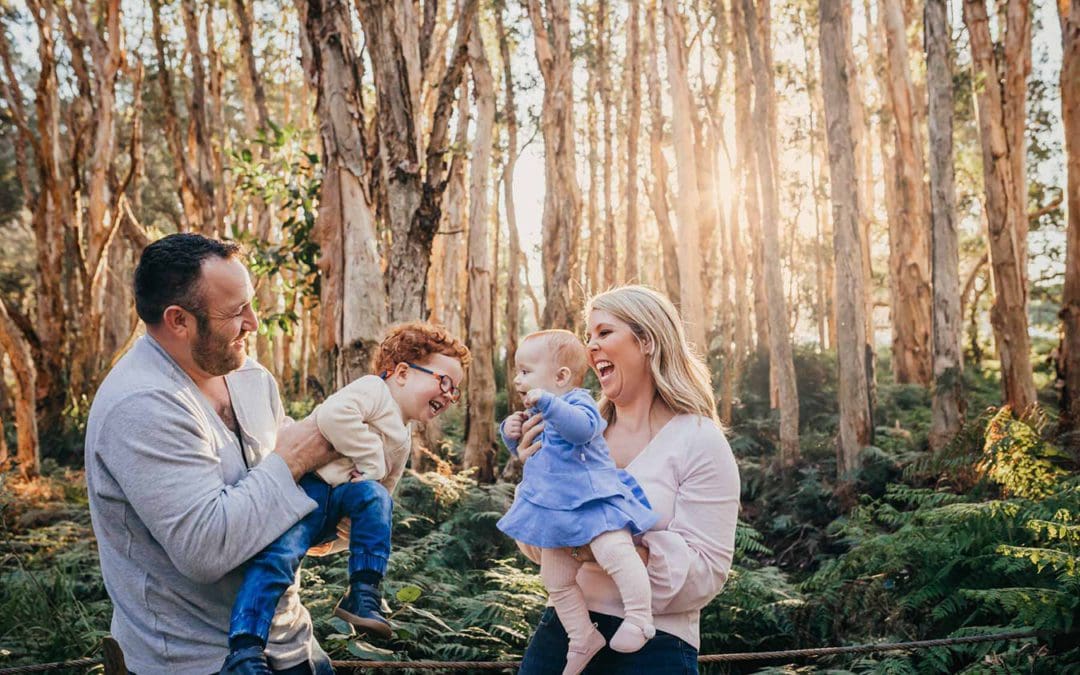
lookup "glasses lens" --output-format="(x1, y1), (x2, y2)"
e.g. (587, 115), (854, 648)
(439, 375), (460, 402)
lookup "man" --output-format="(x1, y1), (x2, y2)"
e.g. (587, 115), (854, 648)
(85, 233), (339, 674)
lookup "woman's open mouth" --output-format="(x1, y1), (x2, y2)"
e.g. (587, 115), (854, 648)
(595, 360), (614, 380)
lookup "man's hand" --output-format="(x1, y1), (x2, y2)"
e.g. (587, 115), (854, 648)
(523, 388), (545, 408)
(503, 410), (528, 441)
(274, 416), (339, 480)
(518, 412), (545, 461)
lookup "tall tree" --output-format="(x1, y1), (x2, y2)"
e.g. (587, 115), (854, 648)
(962, 0), (1037, 413)
(742, 0), (800, 465)
(598, 0), (617, 288)
(463, 19), (498, 483)
(295, 0), (386, 386)
(881, 0), (933, 385)
(820, 0), (873, 475)
(180, 0), (225, 235)
(585, 5), (601, 297)
(662, 0), (708, 352)
(731, 0), (766, 362)
(926, 0), (964, 449)
(0, 299), (37, 478)
(624, 0), (642, 283)
(644, 0), (680, 304)
(527, 0), (582, 329)
(496, 1), (524, 414)
(356, 0), (478, 323)
(1059, 0), (1080, 453)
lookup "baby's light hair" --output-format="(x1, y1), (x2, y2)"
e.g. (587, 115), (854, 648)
(521, 329), (590, 387)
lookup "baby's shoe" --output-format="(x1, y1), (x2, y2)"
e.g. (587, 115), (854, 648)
(608, 618), (656, 653)
(334, 581), (393, 639)
(562, 626), (606, 675)
(220, 646), (273, 675)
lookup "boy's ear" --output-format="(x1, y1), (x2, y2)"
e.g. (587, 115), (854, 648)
(392, 362), (410, 383)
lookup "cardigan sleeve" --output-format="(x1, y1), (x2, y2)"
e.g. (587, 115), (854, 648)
(535, 390), (604, 446)
(641, 421), (740, 614)
(314, 376), (391, 480)
(96, 390), (315, 583)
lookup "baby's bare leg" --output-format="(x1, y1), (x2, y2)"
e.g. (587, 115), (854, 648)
(589, 529), (655, 653)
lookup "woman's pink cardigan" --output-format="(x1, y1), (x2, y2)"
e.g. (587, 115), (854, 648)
(518, 414), (741, 649)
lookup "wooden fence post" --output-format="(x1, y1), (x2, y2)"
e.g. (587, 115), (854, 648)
(102, 636), (127, 674)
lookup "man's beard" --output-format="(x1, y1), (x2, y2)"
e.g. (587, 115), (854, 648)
(192, 320), (246, 376)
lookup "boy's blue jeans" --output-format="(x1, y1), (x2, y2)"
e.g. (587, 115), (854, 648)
(229, 473), (393, 645)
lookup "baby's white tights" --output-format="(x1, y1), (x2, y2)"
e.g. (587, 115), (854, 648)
(541, 528), (656, 672)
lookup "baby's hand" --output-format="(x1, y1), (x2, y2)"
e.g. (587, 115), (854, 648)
(503, 411), (526, 440)
(523, 388), (545, 408)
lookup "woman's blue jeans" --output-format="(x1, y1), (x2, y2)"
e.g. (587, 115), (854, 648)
(229, 474), (393, 644)
(517, 607), (699, 674)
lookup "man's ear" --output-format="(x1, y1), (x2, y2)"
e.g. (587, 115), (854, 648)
(161, 305), (193, 337)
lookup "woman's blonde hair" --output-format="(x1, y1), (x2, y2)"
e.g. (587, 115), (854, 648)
(585, 285), (718, 425)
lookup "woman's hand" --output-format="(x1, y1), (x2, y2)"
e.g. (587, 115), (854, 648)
(518, 412), (545, 461)
(568, 544), (650, 566)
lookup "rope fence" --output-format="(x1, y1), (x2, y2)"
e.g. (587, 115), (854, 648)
(0, 629), (1044, 674)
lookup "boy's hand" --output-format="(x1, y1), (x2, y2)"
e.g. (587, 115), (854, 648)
(503, 411), (526, 440)
(523, 388), (545, 408)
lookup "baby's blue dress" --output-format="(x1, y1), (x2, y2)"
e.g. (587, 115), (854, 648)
(497, 389), (658, 548)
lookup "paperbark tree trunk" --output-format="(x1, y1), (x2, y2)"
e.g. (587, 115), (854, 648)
(233, 0), (280, 376)
(296, 0), (386, 388)
(599, 0), (617, 288)
(180, 0), (224, 235)
(820, 0), (873, 476)
(527, 0), (582, 329)
(731, 0), (765, 363)
(881, 0), (933, 386)
(149, 0), (200, 231)
(625, 0), (642, 283)
(0, 299), (38, 479)
(662, 0), (708, 352)
(962, 0), (1037, 413)
(1059, 0), (1080, 454)
(645, 1), (680, 305)
(497, 1), (524, 413)
(742, 0), (800, 465)
(463, 21), (498, 483)
(2, 0), (68, 430)
(585, 8), (601, 298)
(430, 92), (469, 340)
(356, 0), (478, 323)
(926, 0), (964, 449)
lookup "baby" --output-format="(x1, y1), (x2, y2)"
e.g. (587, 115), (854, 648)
(222, 322), (470, 675)
(498, 330), (658, 675)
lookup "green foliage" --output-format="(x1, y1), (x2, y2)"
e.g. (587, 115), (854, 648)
(799, 470), (1079, 672)
(230, 122), (322, 339)
(301, 472), (546, 664)
(0, 469), (110, 665)
(979, 407), (1072, 500)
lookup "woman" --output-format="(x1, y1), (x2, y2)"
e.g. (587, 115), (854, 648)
(515, 285), (740, 675)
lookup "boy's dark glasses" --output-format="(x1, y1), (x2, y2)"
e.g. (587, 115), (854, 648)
(406, 362), (461, 403)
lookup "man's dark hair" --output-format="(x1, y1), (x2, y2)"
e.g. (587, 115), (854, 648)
(134, 233), (242, 326)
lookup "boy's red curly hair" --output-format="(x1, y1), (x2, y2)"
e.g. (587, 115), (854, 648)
(372, 321), (471, 375)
